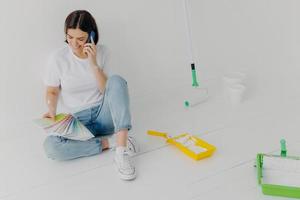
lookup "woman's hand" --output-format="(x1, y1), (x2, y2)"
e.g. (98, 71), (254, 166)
(83, 37), (98, 68)
(43, 111), (56, 122)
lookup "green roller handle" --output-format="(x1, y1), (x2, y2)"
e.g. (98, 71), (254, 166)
(191, 63), (199, 87)
(280, 139), (287, 157)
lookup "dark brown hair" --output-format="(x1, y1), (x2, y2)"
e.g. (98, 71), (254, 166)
(64, 10), (99, 44)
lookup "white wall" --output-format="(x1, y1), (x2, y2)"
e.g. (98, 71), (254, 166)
(0, 0), (299, 139)
(191, 0), (296, 96)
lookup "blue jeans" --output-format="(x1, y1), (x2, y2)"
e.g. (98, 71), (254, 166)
(43, 75), (132, 161)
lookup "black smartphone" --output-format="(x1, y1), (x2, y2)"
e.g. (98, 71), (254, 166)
(87, 31), (96, 43)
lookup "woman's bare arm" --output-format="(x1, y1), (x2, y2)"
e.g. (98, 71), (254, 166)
(43, 86), (60, 120)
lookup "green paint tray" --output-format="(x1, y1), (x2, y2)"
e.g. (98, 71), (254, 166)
(256, 153), (300, 198)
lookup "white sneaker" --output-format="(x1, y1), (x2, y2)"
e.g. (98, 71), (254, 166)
(114, 151), (136, 181)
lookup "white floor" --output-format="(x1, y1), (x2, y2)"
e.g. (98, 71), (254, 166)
(1, 76), (300, 200)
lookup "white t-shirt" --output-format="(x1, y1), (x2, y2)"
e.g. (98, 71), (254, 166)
(44, 44), (110, 113)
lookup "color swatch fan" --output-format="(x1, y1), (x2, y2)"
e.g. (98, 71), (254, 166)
(34, 113), (94, 141)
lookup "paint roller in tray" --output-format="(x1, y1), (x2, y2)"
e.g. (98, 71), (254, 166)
(147, 130), (216, 160)
(256, 139), (300, 198)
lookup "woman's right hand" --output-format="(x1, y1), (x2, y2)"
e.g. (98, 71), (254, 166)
(43, 111), (56, 122)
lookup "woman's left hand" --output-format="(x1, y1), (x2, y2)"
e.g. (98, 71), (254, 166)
(83, 37), (98, 67)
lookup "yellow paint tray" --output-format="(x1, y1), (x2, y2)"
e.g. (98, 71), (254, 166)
(147, 130), (216, 160)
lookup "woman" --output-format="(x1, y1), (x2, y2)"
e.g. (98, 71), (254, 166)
(42, 10), (137, 181)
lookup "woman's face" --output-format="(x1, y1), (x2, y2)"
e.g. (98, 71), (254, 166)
(66, 28), (89, 55)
